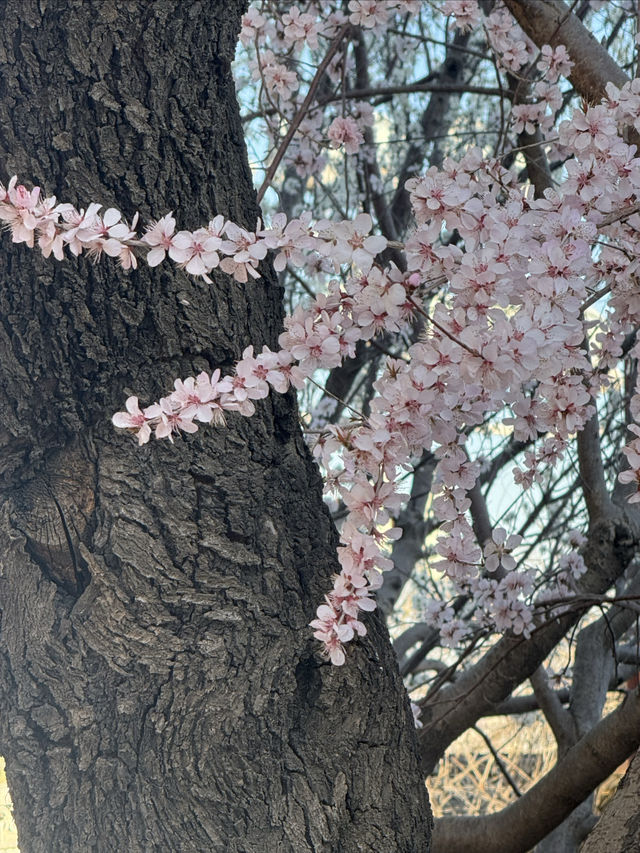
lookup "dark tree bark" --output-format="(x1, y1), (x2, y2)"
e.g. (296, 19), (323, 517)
(0, 2), (432, 850)
(580, 749), (640, 853)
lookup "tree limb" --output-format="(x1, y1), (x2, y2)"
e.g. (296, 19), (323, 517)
(503, 0), (629, 104)
(580, 748), (640, 853)
(431, 689), (640, 853)
(530, 666), (575, 752)
(418, 513), (637, 773)
(489, 687), (570, 717)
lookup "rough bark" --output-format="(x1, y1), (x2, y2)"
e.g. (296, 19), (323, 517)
(580, 749), (640, 853)
(0, 2), (431, 851)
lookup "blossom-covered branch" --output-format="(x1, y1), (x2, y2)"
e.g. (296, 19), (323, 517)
(8, 23), (640, 673)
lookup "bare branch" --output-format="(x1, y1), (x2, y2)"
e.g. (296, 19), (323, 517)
(530, 666), (575, 752)
(577, 405), (615, 522)
(378, 451), (436, 616)
(257, 24), (350, 203)
(468, 479), (494, 552)
(242, 82), (503, 124)
(616, 643), (640, 665)
(488, 688), (570, 717)
(431, 690), (640, 853)
(570, 580), (640, 736)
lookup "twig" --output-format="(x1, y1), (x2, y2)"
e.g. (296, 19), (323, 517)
(472, 724), (522, 798)
(257, 24), (351, 204)
(407, 295), (481, 357)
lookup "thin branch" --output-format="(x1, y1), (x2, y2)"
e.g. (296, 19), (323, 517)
(577, 337), (615, 522)
(598, 201), (640, 227)
(472, 724), (522, 798)
(488, 688), (570, 717)
(243, 82), (504, 124)
(256, 23), (350, 204)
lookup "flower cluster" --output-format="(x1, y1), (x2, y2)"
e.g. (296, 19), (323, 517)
(8, 2), (640, 669)
(327, 116), (365, 156)
(0, 180), (394, 289)
(0, 179), (263, 284)
(111, 76), (640, 661)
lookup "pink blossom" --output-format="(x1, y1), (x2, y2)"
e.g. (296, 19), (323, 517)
(309, 603), (347, 666)
(170, 370), (232, 425)
(441, 1), (481, 32)
(511, 102), (547, 135)
(537, 44), (573, 82)
(251, 50), (298, 99)
(239, 7), (268, 46)
(61, 202), (102, 255)
(282, 6), (319, 49)
(38, 220), (66, 260)
(316, 213), (387, 273)
(233, 345), (271, 400)
(327, 116), (365, 156)
(440, 618), (469, 648)
(258, 212), (316, 272)
(219, 221), (267, 282)
(142, 213), (176, 266)
(112, 396), (155, 445)
(169, 228), (221, 282)
(0, 176), (41, 246)
(559, 106), (619, 153)
(147, 397), (199, 442)
(101, 211), (139, 270)
(348, 0), (390, 30)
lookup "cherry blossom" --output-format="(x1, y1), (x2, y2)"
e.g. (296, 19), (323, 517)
(315, 213), (387, 273)
(169, 227), (221, 282)
(282, 6), (320, 49)
(142, 213), (177, 267)
(348, 0), (391, 30)
(111, 396), (155, 445)
(537, 44), (574, 82)
(8, 3), (640, 670)
(441, 1), (481, 33)
(327, 116), (365, 155)
(239, 7), (269, 46)
(251, 49), (298, 100)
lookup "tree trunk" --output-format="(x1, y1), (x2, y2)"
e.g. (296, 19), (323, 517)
(580, 749), (640, 853)
(0, 2), (432, 850)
